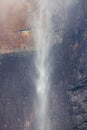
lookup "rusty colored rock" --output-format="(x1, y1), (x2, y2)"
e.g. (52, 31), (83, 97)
(0, 0), (36, 54)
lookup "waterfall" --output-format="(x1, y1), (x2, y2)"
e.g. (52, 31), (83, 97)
(33, 0), (51, 130)
(32, 0), (74, 130)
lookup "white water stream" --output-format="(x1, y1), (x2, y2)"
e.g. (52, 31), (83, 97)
(33, 0), (51, 130)
(32, 0), (75, 130)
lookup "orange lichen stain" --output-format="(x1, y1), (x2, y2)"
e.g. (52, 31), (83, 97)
(0, 46), (14, 54)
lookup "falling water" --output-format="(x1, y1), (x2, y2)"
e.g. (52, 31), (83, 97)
(33, 0), (51, 130)
(32, 0), (75, 130)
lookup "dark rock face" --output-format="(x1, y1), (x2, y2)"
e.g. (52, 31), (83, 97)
(0, 52), (36, 130)
(0, 51), (73, 130)
(63, 0), (87, 129)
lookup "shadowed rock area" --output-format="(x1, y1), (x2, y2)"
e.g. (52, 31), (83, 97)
(63, 0), (87, 129)
(0, 51), (73, 130)
(0, 52), (36, 130)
